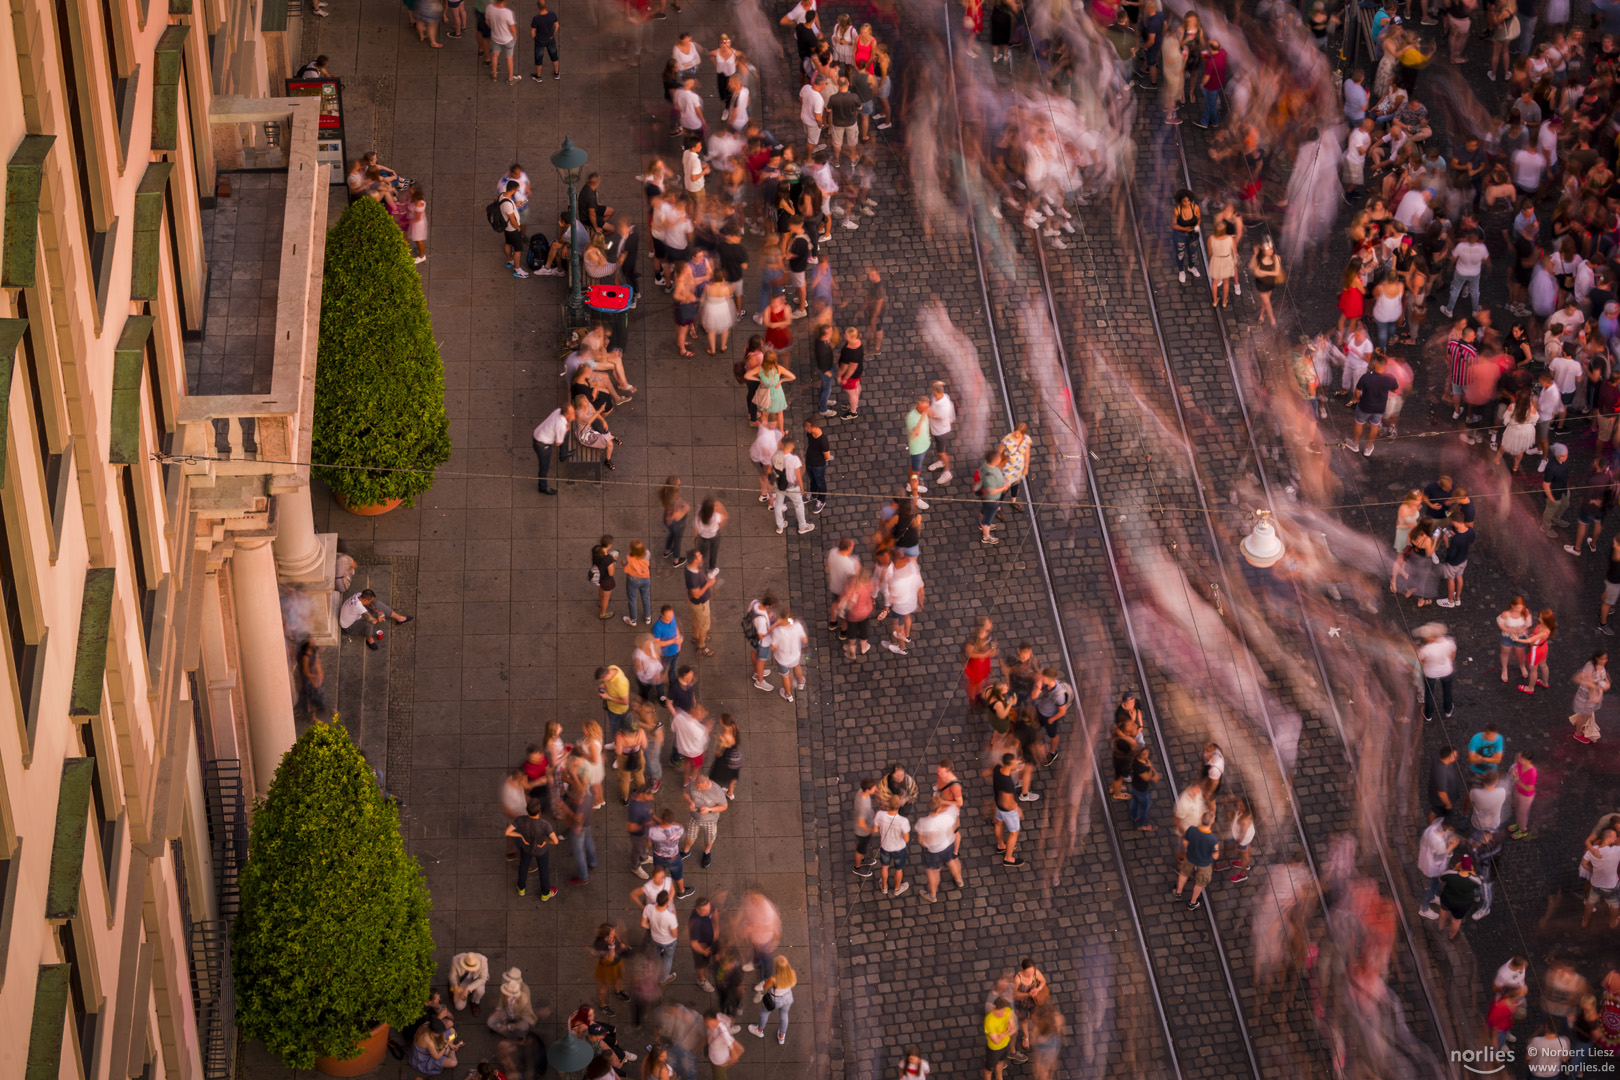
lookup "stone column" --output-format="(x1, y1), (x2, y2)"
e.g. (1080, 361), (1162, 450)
(231, 539), (298, 793)
(272, 482), (327, 581)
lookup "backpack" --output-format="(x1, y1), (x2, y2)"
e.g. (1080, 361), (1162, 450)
(773, 464), (791, 491)
(486, 198), (510, 233)
(526, 232), (551, 272)
(741, 606), (763, 647)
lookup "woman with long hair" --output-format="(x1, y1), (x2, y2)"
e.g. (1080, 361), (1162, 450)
(1496, 391), (1539, 471)
(741, 336), (766, 426)
(1390, 520), (1442, 605)
(961, 615), (997, 703)
(579, 720), (607, 810)
(1206, 219), (1239, 308)
(623, 540), (652, 627)
(1497, 596), (1533, 683)
(709, 713), (742, 799)
(694, 496), (728, 572)
(757, 350), (796, 422)
(1571, 650), (1609, 741)
(591, 535), (619, 620)
(747, 955), (798, 1044)
(1249, 237), (1282, 326)
(660, 477), (689, 564)
(1516, 608), (1556, 695)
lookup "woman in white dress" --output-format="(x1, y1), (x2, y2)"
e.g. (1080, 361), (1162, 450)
(1497, 392), (1539, 472)
(831, 15), (857, 65)
(407, 185), (428, 263)
(710, 34), (739, 103)
(701, 275), (736, 355)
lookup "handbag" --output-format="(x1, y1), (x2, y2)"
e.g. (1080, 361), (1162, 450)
(752, 384), (774, 408)
(1031, 983), (1051, 1006)
(762, 988), (778, 1010)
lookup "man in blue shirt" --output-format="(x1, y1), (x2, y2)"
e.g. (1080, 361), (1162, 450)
(1174, 810), (1221, 911)
(1467, 723), (1504, 776)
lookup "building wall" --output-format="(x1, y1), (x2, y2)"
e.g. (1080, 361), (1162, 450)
(0, 0), (309, 1077)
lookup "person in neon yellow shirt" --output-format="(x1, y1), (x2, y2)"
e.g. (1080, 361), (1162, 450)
(982, 998), (1016, 1080)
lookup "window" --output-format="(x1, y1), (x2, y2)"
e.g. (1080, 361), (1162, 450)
(0, 509), (42, 738)
(18, 295), (71, 553)
(54, 0), (116, 317)
(58, 923), (100, 1063)
(142, 312), (171, 449)
(118, 468), (154, 644)
(98, 0), (133, 162)
(79, 721), (118, 886)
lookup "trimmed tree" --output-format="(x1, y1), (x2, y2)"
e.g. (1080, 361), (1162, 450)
(234, 718), (434, 1067)
(312, 196), (451, 508)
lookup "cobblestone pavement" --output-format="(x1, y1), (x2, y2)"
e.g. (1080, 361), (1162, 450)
(237, 0), (1620, 1073)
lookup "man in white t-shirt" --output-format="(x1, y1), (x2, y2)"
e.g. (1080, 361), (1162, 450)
(1511, 144), (1547, 196)
(1393, 188), (1432, 233)
(881, 555), (924, 656)
(1442, 230), (1490, 317)
(705, 1011), (739, 1074)
(1416, 818), (1457, 917)
(1340, 323), (1373, 392)
(914, 798), (962, 902)
(779, 0), (815, 24)
(770, 436), (815, 535)
(873, 806), (911, 897)
(1467, 770), (1508, 835)
(641, 890), (681, 983)
(799, 78), (827, 153)
(1583, 828), (1620, 929)
(485, 0), (518, 82)
(926, 381), (957, 483)
(672, 78), (706, 137)
(339, 588), (411, 648)
(1342, 118), (1374, 199)
(681, 135), (708, 195)
(769, 608), (809, 702)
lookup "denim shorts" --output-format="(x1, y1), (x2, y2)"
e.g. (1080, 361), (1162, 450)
(755, 642), (773, 661)
(909, 452), (927, 472)
(1354, 408), (1385, 426)
(922, 846), (952, 869)
(878, 846), (907, 868)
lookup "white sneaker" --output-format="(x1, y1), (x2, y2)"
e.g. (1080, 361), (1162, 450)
(414, 255), (428, 264)
(915, 498), (929, 509)
(1189, 266), (1202, 278)
(798, 523), (816, 534)
(634, 864), (650, 879)
(842, 218), (859, 230)
(1179, 271), (1187, 284)
(748, 1025), (766, 1038)
(1527, 446), (1543, 455)
(1050, 238), (1068, 249)
(1018, 791), (1041, 802)
(916, 483), (928, 493)
(536, 266), (565, 276)
(893, 881), (911, 896)
(1472, 906), (1491, 920)
(1419, 905), (1439, 919)
(753, 678), (774, 692)
(938, 470), (953, 484)
(512, 267), (531, 278)
(927, 460), (945, 472)
(1233, 280), (1241, 296)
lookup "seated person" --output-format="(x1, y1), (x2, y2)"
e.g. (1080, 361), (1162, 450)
(543, 211), (591, 275)
(571, 394), (622, 470)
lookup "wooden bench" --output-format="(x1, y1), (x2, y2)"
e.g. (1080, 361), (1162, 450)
(562, 426), (605, 483)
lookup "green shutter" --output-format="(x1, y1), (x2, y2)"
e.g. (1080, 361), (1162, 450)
(69, 568), (116, 719)
(44, 759), (94, 920)
(25, 965), (72, 1080)
(129, 162), (173, 302)
(151, 25), (190, 152)
(3, 135), (55, 289)
(109, 315), (153, 466)
(0, 318), (26, 478)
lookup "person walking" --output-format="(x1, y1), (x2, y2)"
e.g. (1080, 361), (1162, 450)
(874, 798), (912, 896)
(1416, 622), (1456, 720)
(983, 998), (1016, 1080)
(747, 956), (797, 1045)
(1572, 650), (1609, 743)
(641, 888), (681, 985)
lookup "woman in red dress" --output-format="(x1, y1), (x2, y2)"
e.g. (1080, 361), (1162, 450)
(961, 616), (997, 705)
(1337, 258), (1366, 335)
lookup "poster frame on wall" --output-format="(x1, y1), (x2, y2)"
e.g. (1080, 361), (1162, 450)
(283, 76), (347, 183)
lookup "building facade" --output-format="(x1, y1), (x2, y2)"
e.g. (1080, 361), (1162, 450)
(2, 0), (331, 1077)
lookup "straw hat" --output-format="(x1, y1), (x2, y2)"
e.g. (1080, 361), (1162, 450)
(501, 968), (526, 996)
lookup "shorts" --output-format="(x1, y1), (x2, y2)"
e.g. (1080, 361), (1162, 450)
(755, 641), (772, 661)
(922, 846), (952, 869)
(1450, 381), (1467, 398)
(1581, 504), (1604, 526)
(1440, 561), (1467, 580)
(994, 807), (1021, 832)
(831, 124), (858, 148)
(984, 1046), (1010, 1071)
(909, 451), (927, 473)
(858, 99), (876, 116)
(664, 245), (690, 265)
(1176, 856), (1214, 887)
(878, 846), (907, 868)
(855, 833), (873, 856)
(685, 754), (704, 769)
(1354, 407), (1385, 426)
(493, 37), (515, 57)
(776, 660), (799, 676)
(504, 228), (524, 250)
(930, 432), (949, 459)
(842, 377), (861, 391)
(653, 853), (684, 880)
(788, 269), (807, 288)
(1589, 882), (1620, 909)
(804, 122), (823, 146)
(1037, 713), (1060, 737)
(595, 959), (624, 986)
(651, 238), (669, 261)
(476, 9), (489, 34)
(535, 38), (558, 61)
(1605, 581), (1620, 607)
(1112, 755), (1131, 781)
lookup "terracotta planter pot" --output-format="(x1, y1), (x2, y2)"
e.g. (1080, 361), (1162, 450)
(335, 493), (403, 516)
(314, 1023), (390, 1077)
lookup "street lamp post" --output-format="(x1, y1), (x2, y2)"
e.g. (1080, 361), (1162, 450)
(550, 136), (589, 325)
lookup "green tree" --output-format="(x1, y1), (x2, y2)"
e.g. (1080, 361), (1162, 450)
(312, 197), (451, 508)
(234, 718), (434, 1067)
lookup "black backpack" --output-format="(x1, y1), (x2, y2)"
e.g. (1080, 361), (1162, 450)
(741, 606), (762, 646)
(525, 232), (551, 272)
(486, 198), (510, 233)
